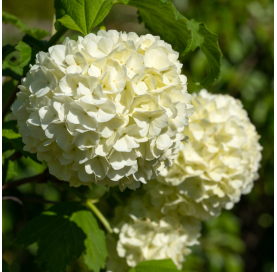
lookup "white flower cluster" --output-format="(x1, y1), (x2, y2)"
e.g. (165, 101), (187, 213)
(106, 90), (262, 270)
(12, 30), (193, 190)
(149, 90), (263, 220)
(107, 197), (201, 271)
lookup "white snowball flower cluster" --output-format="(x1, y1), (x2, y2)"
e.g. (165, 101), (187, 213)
(106, 197), (201, 271)
(147, 90), (262, 220)
(11, 30), (194, 190)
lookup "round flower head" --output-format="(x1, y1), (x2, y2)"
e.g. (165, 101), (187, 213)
(12, 30), (193, 190)
(107, 197), (201, 270)
(148, 90), (262, 220)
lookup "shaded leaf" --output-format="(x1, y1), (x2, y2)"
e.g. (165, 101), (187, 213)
(2, 11), (48, 40)
(54, 0), (114, 35)
(129, 259), (179, 272)
(119, 0), (222, 87)
(16, 202), (108, 272)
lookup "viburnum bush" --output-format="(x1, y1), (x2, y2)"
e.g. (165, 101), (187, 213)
(2, 1), (262, 272)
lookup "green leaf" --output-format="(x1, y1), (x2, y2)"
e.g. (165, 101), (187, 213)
(129, 259), (179, 272)
(2, 45), (15, 60)
(71, 210), (108, 272)
(2, 11), (48, 40)
(15, 41), (32, 69)
(54, 0), (114, 35)
(118, 0), (222, 87)
(16, 202), (108, 272)
(2, 259), (10, 272)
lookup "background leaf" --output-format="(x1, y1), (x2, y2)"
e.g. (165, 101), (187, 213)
(2, 11), (48, 40)
(54, 0), (114, 35)
(119, 0), (222, 87)
(129, 259), (179, 272)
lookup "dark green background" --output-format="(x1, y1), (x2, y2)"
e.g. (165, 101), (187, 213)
(2, 0), (274, 271)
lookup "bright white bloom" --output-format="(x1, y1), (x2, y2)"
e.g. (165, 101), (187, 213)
(148, 90), (262, 219)
(12, 30), (193, 190)
(106, 197), (201, 270)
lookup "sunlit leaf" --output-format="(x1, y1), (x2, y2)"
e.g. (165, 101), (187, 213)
(55, 0), (114, 35)
(118, 0), (222, 87)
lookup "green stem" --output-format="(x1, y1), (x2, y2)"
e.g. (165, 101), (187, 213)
(43, 25), (68, 51)
(86, 199), (113, 233)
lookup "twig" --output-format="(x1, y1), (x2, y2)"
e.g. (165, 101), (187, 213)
(2, 169), (50, 190)
(2, 195), (58, 204)
(2, 196), (23, 205)
(19, 197), (59, 204)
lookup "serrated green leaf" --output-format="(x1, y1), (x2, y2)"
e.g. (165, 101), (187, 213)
(2, 259), (10, 272)
(54, 0), (114, 35)
(2, 11), (48, 40)
(119, 0), (222, 87)
(72, 210), (108, 272)
(15, 41), (32, 68)
(16, 202), (108, 272)
(129, 259), (179, 272)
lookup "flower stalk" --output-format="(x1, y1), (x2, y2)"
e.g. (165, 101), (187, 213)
(86, 199), (113, 234)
